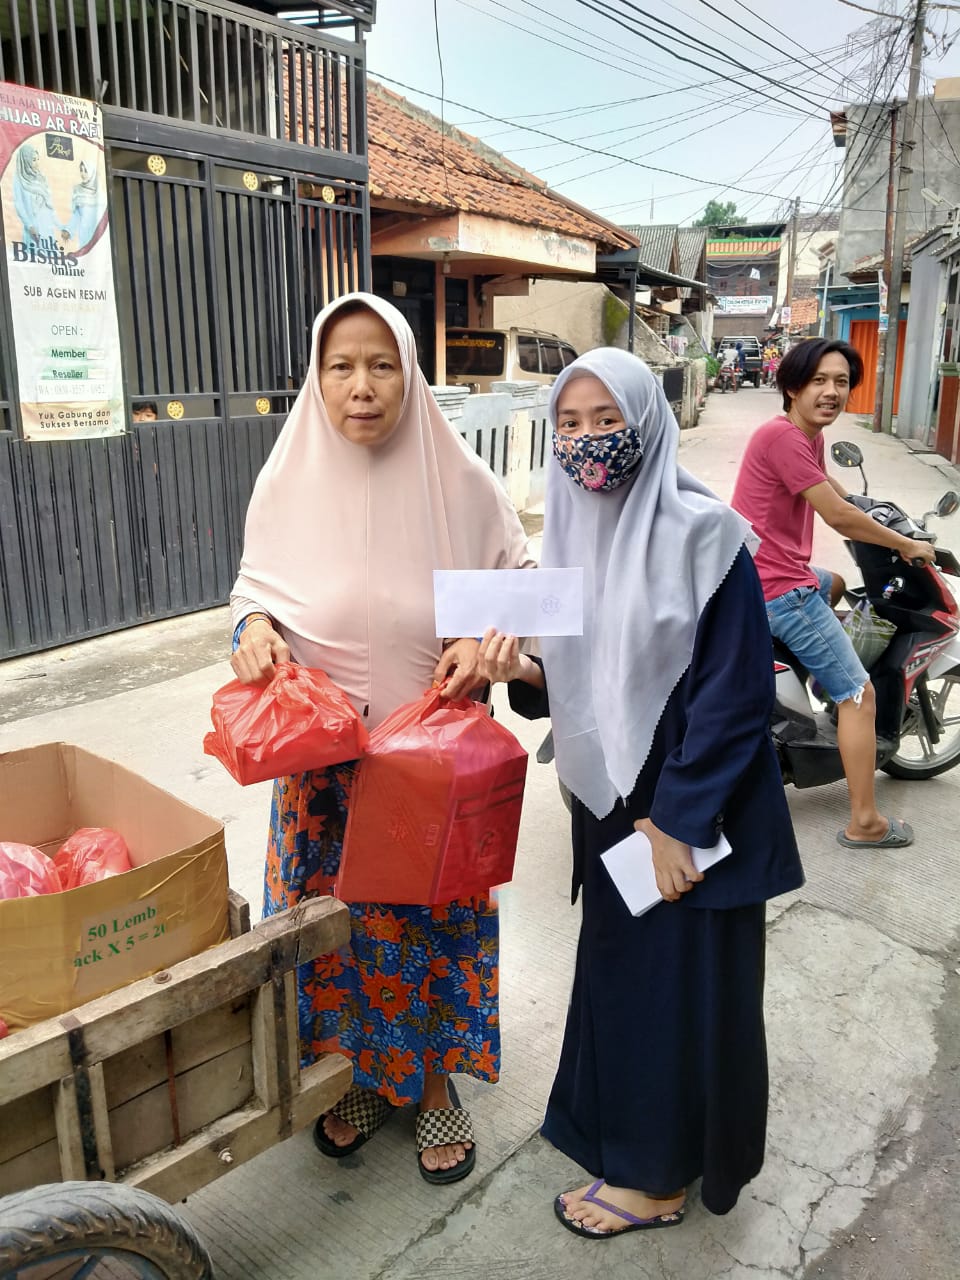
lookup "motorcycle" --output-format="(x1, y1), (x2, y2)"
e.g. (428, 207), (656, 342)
(716, 363), (739, 394)
(539, 440), (960, 806)
(773, 441), (960, 786)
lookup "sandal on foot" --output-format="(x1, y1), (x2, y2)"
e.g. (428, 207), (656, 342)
(553, 1181), (685, 1240)
(416, 1079), (476, 1185)
(313, 1084), (393, 1159)
(836, 816), (914, 849)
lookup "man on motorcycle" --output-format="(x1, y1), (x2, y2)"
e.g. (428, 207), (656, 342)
(717, 346), (739, 389)
(731, 338), (936, 849)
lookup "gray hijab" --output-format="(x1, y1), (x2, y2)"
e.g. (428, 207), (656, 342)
(540, 347), (753, 819)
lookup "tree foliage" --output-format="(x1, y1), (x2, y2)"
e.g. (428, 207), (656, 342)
(693, 199), (739, 228)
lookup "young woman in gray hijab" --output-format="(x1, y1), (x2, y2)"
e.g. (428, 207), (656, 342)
(480, 348), (802, 1238)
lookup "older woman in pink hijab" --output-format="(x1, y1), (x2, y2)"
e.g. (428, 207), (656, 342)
(230, 292), (532, 1185)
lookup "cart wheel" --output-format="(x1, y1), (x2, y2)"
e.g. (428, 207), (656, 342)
(0, 1181), (214, 1279)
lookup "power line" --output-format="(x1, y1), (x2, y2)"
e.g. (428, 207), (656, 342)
(431, 0), (452, 203)
(695, 0), (854, 98)
(365, 69), (816, 203)
(729, 0), (868, 94)
(676, 17), (909, 226)
(571, 0), (866, 124)
(449, 0), (716, 107)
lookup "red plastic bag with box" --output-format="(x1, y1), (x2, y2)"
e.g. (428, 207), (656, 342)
(0, 842), (61, 899)
(335, 689), (528, 905)
(54, 827), (132, 890)
(203, 662), (369, 785)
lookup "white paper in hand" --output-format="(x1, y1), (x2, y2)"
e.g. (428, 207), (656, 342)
(600, 830), (732, 917)
(433, 568), (584, 639)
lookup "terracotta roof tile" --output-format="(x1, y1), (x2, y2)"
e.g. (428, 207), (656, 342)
(366, 81), (635, 252)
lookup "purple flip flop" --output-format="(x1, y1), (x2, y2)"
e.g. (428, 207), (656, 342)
(553, 1180), (685, 1239)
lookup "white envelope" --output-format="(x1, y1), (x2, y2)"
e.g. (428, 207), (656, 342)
(600, 830), (732, 918)
(433, 568), (584, 639)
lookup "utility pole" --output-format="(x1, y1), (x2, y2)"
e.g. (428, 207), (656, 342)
(879, 0), (927, 434)
(784, 196), (800, 346)
(873, 103), (899, 431)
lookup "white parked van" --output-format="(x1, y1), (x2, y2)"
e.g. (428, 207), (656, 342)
(446, 327), (578, 394)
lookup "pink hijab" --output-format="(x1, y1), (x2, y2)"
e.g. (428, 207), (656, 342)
(231, 292), (532, 725)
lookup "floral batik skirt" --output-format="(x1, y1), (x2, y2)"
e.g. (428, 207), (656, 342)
(263, 764), (501, 1106)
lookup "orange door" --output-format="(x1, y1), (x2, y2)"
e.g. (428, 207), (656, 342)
(847, 319), (907, 415)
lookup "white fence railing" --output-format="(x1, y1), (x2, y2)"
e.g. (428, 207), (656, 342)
(432, 382), (551, 513)
(434, 362), (707, 513)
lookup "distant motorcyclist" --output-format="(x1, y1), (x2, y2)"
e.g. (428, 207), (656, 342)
(717, 345), (739, 391)
(731, 338), (935, 850)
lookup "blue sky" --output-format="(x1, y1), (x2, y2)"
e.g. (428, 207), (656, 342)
(363, 0), (960, 227)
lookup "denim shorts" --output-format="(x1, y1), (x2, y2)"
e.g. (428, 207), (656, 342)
(765, 566), (868, 705)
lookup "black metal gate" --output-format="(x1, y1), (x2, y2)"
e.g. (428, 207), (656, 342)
(0, 0), (373, 658)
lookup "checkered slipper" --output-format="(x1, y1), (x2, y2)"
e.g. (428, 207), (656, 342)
(313, 1084), (393, 1159)
(416, 1079), (476, 1185)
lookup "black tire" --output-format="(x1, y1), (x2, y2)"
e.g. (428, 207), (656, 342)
(0, 1181), (214, 1278)
(882, 665), (960, 780)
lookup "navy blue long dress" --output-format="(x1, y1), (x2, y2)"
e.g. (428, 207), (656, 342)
(510, 547), (803, 1215)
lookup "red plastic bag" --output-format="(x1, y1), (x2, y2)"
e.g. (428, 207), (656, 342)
(336, 689), (528, 905)
(54, 827), (132, 891)
(0, 842), (61, 899)
(203, 662), (369, 785)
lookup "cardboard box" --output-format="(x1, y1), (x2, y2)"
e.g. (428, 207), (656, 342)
(0, 743), (229, 1032)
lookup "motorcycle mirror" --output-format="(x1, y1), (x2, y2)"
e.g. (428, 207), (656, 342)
(937, 490), (959, 518)
(830, 441), (864, 468)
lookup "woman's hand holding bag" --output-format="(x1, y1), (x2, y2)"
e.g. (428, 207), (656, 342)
(231, 616), (291, 684)
(336, 687), (528, 904)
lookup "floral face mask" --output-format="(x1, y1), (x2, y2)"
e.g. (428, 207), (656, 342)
(553, 425), (644, 492)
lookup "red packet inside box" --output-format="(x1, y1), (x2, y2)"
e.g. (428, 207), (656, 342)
(336, 691), (528, 905)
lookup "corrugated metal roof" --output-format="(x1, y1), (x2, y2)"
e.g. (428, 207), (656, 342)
(619, 223), (678, 274)
(676, 227), (706, 281)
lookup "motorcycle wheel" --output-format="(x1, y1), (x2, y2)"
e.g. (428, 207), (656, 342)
(882, 665), (960, 780)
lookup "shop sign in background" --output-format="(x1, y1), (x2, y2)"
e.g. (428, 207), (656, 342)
(715, 294), (773, 316)
(0, 82), (124, 439)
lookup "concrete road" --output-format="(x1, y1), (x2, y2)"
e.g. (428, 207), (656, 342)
(1, 383), (959, 1279)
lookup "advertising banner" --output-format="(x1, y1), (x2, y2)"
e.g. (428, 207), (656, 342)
(715, 294), (773, 316)
(0, 82), (124, 439)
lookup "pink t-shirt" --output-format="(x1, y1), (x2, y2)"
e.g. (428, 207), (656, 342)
(731, 415), (826, 601)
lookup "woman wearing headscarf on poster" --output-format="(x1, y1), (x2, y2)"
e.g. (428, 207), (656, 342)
(229, 292), (533, 1186)
(65, 159), (103, 250)
(12, 143), (64, 249)
(479, 348), (803, 1238)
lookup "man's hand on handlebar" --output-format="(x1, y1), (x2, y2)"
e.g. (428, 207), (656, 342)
(898, 537), (937, 567)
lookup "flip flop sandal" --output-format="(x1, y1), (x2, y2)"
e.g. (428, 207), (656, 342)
(553, 1181), (686, 1240)
(313, 1084), (393, 1159)
(416, 1079), (476, 1185)
(836, 816), (914, 849)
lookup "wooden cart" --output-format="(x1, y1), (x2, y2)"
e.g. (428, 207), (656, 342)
(0, 893), (352, 1278)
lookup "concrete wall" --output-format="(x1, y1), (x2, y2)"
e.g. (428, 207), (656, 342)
(795, 228), (838, 279)
(837, 96), (960, 279)
(493, 279), (704, 428)
(493, 279), (609, 354)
